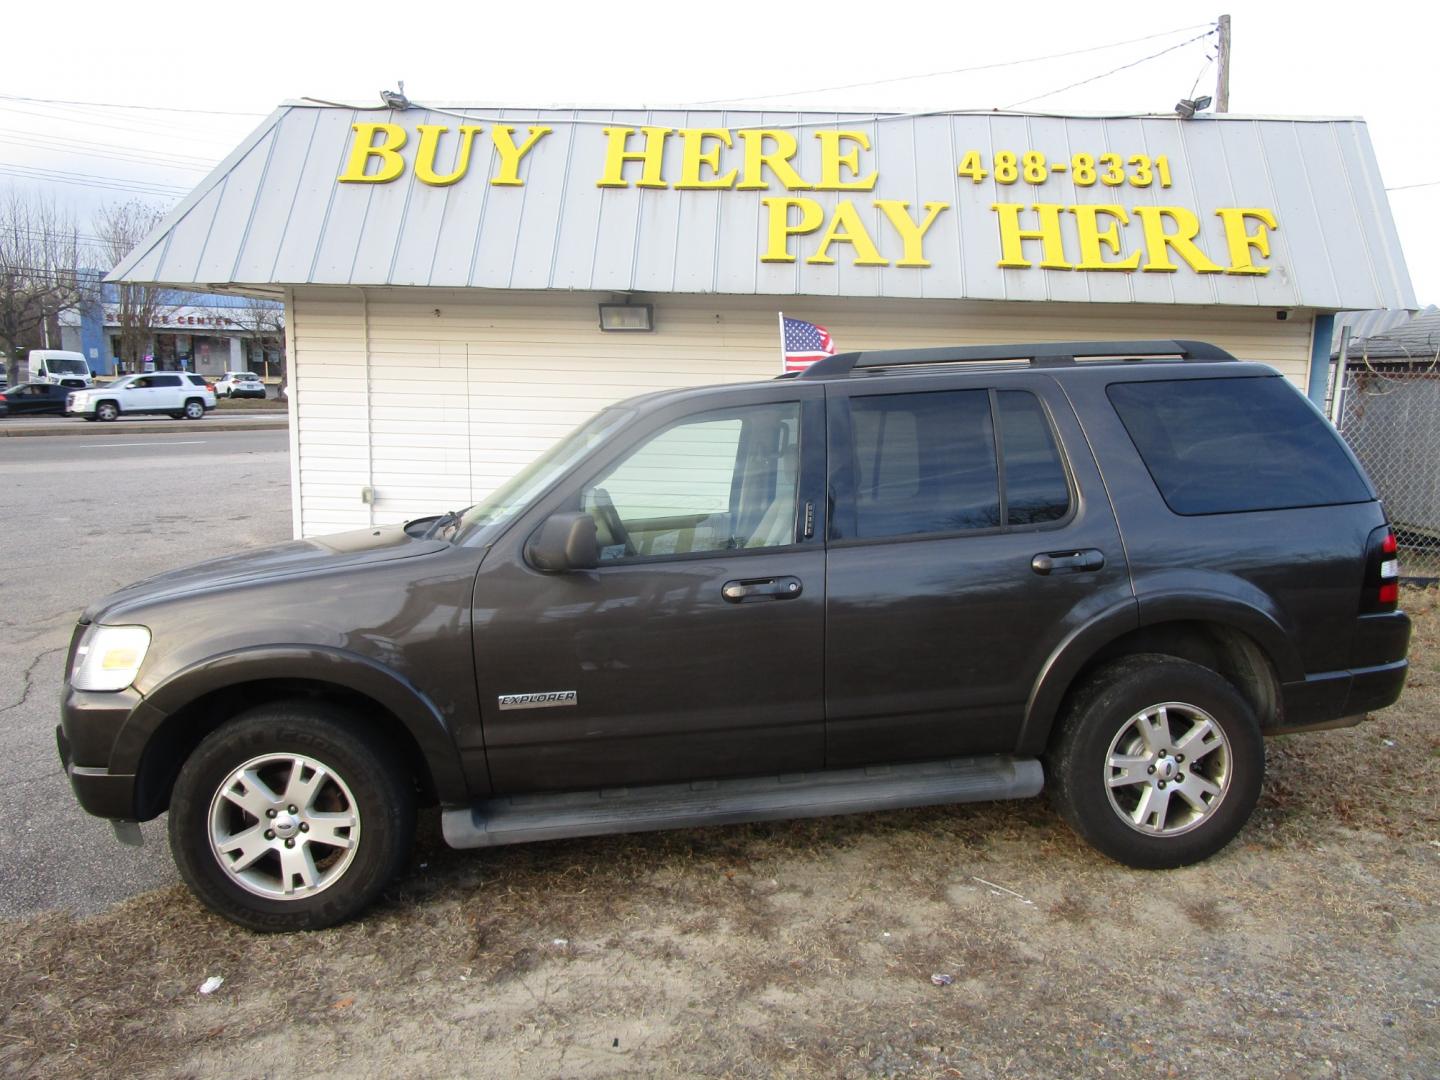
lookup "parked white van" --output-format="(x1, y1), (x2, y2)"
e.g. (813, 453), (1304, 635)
(27, 350), (93, 388)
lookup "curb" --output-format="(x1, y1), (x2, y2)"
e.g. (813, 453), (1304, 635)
(0, 420), (289, 438)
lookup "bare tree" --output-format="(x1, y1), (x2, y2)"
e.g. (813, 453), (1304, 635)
(94, 200), (173, 373)
(235, 295), (286, 379)
(0, 189), (87, 374)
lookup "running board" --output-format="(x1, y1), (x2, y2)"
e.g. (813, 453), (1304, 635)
(441, 754), (1043, 850)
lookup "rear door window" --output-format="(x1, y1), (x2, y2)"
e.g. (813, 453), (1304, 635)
(1106, 376), (1371, 515)
(840, 388), (1071, 540)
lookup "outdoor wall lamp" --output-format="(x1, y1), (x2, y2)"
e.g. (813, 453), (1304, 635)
(1175, 95), (1213, 120)
(598, 302), (655, 332)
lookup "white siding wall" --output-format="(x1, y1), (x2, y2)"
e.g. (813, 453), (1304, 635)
(289, 286), (1316, 538)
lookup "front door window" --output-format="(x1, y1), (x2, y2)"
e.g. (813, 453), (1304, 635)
(581, 402), (801, 561)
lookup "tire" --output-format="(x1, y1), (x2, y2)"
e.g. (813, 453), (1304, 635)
(1045, 654), (1263, 869)
(167, 703), (416, 932)
(183, 399), (205, 419)
(96, 401), (119, 422)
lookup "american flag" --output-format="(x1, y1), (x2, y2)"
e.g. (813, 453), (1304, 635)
(781, 316), (837, 373)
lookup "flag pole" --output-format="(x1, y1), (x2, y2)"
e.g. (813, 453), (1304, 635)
(777, 311), (786, 373)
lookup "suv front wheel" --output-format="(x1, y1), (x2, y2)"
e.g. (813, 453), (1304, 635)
(167, 703), (415, 932)
(1046, 655), (1264, 869)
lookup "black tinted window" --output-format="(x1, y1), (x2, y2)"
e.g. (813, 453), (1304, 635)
(151, 375), (182, 387)
(849, 390), (1000, 538)
(997, 391), (1070, 525)
(1107, 377), (1371, 515)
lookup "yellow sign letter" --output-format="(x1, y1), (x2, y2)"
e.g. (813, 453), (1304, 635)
(761, 197), (825, 262)
(1069, 205), (1141, 271)
(873, 200), (949, 267)
(412, 125), (484, 187)
(596, 127), (672, 189)
(808, 201), (889, 267)
(337, 122), (408, 184)
(676, 129), (738, 190)
(814, 131), (877, 191)
(737, 130), (812, 191)
(992, 203), (1073, 270)
(491, 126), (553, 186)
(1215, 208), (1278, 275)
(1132, 206), (1223, 273)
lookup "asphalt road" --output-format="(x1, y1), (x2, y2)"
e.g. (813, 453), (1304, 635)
(0, 427), (292, 917)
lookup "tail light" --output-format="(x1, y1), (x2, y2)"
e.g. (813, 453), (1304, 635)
(0, 393), (7, 401)
(205, 383), (216, 392)
(1362, 525), (1400, 613)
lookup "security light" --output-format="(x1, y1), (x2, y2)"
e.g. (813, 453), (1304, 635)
(598, 303), (654, 332)
(1175, 95), (1214, 120)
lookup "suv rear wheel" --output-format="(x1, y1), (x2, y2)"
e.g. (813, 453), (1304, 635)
(167, 703), (415, 932)
(182, 399), (205, 419)
(1046, 655), (1263, 869)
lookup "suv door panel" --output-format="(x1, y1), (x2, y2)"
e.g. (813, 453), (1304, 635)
(823, 374), (1133, 767)
(472, 386), (828, 794)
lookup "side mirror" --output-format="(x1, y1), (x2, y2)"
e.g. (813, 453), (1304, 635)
(526, 512), (600, 572)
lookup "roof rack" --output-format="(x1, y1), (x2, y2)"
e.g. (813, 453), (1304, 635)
(796, 339), (1237, 379)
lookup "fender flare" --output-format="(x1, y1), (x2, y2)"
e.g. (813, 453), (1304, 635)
(114, 645), (470, 803)
(1017, 593), (1302, 755)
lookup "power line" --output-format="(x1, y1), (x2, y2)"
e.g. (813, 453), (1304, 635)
(0, 93), (267, 117)
(688, 23), (1216, 105)
(0, 135), (214, 175)
(1386, 180), (1440, 191)
(0, 164), (185, 199)
(0, 127), (219, 167)
(1003, 29), (1215, 109)
(0, 101), (246, 147)
(0, 162), (188, 193)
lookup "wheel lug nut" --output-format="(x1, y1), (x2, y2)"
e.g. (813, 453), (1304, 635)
(266, 809), (277, 818)
(1176, 773), (1185, 782)
(1147, 765), (1156, 774)
(287, 805), (298, 814)
(1176, 754), (1184, 763)
(284, 838), (295, 848)
(300, 823), (309, 832)
(264, 829), (275, 840)
(1158, 781), (1166, 789)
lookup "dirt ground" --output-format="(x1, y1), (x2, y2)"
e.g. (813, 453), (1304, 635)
(4, 592), (1437, 1079)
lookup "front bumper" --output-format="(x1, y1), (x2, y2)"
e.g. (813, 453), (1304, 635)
(57, 685), (144, 820)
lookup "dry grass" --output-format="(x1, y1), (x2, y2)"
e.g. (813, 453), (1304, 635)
(4, 590), (1439, 1078)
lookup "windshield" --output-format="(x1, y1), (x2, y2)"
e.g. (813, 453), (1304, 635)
(459, 408), (632, 540)
(44, 357), (89, 375)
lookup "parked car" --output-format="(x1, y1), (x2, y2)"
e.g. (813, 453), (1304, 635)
(57, 340), (1411, 932)
(215, 371), (267, 399)
(0, 382), (75, 417)
(67, 372), (216, 421)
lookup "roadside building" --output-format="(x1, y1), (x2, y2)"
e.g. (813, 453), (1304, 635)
(59, 285), (284, 377)
(110, 102), (1416, 538)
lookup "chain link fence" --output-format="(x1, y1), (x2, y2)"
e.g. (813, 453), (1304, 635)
(1334, 363), (1440, 577)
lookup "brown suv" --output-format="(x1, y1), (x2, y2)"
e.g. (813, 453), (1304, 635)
(58, 341), (1410, 931)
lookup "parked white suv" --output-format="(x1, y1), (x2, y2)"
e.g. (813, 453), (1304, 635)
(214, 370), (266, 399)
(68, 373), (217, 421)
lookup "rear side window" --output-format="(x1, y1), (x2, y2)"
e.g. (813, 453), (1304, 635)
(1107, 376), (1371, 515)
(844, 388), (1071, 540)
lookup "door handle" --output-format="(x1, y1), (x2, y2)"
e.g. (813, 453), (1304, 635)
(722, 576), (803, 603)
(1031, 549), (1105, 575)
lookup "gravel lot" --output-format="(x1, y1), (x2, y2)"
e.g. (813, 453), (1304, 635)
(2, 580), (1436, 1078)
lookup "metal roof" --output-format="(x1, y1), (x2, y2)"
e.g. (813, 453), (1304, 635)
(1337, 305), (1440, 360)
(111, 103), (1416, 311)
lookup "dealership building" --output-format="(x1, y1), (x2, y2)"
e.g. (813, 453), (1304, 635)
(110, 102), (1415, 538)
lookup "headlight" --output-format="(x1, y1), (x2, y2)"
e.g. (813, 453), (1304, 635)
(71, 626), (151, 692)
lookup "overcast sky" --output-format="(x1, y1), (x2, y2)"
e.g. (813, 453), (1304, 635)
(5, 0), (1435, 303)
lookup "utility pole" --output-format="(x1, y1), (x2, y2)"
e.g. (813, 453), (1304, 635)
(1216, 14), (1232, 113)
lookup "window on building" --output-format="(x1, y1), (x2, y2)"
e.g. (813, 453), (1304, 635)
(1107, 376), (1371, 515)
(581, 402), (800, 560)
